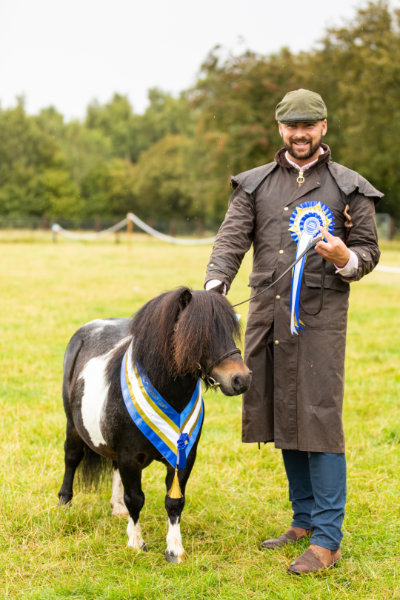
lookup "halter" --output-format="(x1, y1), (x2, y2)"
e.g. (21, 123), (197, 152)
(198, 348), (242, 388)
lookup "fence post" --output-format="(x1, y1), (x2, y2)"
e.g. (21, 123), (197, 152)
(127, 213), (133, 244)
(51, 223), (59, 243)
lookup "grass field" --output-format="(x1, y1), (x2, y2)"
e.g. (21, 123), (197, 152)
(0, 233), (399, 600)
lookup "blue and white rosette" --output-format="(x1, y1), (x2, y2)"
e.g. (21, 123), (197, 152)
(289, 201), (334, 334)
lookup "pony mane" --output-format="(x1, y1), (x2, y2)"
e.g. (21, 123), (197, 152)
(130, 287), (241, 390)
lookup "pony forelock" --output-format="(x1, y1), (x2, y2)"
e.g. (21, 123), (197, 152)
(130, 288), (241, 388)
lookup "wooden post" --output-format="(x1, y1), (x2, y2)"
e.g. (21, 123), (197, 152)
(127, 213), (133, 244)
(51, 223), (58, 243)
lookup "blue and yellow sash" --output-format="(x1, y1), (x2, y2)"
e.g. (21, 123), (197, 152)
(289, 201), (334, 334)
(120, 341), (204, 470)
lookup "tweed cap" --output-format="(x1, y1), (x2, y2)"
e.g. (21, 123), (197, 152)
(275, 89), (327, 123)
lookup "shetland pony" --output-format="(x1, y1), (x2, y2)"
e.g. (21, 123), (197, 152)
(58, 287), (251, 562)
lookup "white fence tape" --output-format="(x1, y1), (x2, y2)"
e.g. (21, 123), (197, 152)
(52, 219), (128, 241)
(126, 213), (215, 245)
(51, 213), (216, 245)
(50, 219), (400, 274)
(375, 265), (400, 274)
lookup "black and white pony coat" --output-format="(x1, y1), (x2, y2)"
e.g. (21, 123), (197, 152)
(58, 287), (251, 562)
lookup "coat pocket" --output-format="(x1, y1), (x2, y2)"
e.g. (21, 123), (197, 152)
(246, 269), (276, 328)
(303, 273), (349, 293)
(301, 272), (350, 329)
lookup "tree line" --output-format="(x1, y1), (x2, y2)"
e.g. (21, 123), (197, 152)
(0, 1), (399, 230)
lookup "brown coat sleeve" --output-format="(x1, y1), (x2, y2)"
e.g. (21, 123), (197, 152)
(338, 193), (380, 283)
(327, 161), (382, 283)
(205, 185), (255, 291)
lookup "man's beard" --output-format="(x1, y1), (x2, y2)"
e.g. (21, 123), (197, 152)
(284, 136), (322, 160)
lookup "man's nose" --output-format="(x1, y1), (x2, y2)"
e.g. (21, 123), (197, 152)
(293, 126), (308, 137)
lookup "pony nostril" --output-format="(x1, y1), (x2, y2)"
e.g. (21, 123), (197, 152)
(232, 374), (247, 393)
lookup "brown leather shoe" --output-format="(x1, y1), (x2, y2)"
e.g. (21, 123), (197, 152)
(260, 526), (310, 549)
(288, 544), (341, 574)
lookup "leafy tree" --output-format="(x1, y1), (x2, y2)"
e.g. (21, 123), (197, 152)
(0, 100), (72, 217)
(29, 168), (81, 218)
(62, 121), (113, 187)
(132, 134), (196, 221)
(303, 0), (400, 217)
(81, 158), (136, 218)
(85, 94), (134, 160)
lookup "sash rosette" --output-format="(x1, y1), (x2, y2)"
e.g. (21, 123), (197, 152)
(289, 201), (334, 335)
(120, 340), (204, 470)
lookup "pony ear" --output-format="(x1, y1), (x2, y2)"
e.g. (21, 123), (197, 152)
(179, 288), (192, 310)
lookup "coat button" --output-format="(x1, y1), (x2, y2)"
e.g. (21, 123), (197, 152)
(276, 294), (281, 300)
(274, 340), (279, 345)
(284, 206), (289, 211)
(279, 249), (284, 254)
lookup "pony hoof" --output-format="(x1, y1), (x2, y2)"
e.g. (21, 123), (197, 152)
(165, 551), (182, 563)
(58, 496), (72, 506)
(141, 542), (148, 552)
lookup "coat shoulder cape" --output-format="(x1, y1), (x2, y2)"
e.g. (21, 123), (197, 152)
(230, 160), (383, 202)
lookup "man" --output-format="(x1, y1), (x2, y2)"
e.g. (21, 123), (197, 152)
(205, 89), (381, 574)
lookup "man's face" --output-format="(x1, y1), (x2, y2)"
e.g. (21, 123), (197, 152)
(278, 120), (327, 163)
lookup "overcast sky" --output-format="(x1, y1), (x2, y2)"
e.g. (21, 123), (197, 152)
(0, 0), (397, 121)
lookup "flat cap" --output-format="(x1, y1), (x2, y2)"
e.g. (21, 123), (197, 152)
(275, 89), (327, 123)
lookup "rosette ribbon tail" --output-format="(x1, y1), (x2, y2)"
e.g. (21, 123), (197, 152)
(288, 200), (334, 335)
(290, 232), (314, 334)
(168, 433), (190, 499)
(177, 433), (190, 470)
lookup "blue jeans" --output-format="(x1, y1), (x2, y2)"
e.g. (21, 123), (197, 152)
(282, 450), (346, 550)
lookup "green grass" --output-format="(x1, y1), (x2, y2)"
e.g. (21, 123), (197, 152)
(0, 235), (399, 599)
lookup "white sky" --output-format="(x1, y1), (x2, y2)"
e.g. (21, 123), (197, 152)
(0, 0), (397, 121)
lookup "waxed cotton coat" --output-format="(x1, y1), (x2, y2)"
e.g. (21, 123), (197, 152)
(205, 147), (382, 452)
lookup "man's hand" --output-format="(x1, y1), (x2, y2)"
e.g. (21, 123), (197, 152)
(315, 227), (350, 268)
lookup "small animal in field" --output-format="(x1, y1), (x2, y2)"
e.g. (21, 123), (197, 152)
(58, 287), (251, 562)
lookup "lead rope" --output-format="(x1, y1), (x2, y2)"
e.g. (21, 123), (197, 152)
(232, 234), (323, 308)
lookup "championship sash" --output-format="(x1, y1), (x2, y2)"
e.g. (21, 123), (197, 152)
(120, 340), (204, 470)
(289, 201), (334, 334)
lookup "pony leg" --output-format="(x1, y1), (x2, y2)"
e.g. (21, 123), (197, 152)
(117, 459), (147, 551)
(110, 466), (129, 516)
(164, 466), (187, 563)
(58, 423), (85, 505)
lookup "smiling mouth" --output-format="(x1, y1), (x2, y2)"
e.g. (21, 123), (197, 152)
(291, 141), (311, 152)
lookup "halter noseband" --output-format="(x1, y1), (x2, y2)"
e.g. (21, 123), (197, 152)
(198, 348), (242, 388)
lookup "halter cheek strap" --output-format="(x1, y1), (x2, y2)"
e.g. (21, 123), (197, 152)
(198, 348), (242, 388)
